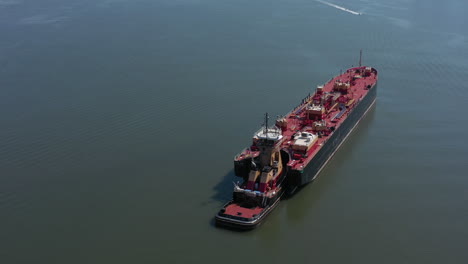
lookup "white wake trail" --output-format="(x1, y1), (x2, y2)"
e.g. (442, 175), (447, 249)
(315, 0), (361, 15)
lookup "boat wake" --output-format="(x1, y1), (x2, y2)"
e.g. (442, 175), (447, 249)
(315, 0), (361, 15)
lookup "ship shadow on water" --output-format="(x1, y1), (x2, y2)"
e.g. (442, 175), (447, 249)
(211, 169), (237, 204)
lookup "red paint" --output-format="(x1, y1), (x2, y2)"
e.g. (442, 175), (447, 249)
(224, 204), (264, 219)
(235, 66), (378, 172)
(221, 66), (378, 223)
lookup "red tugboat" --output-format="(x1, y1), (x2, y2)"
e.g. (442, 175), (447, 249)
(215, 59), (378, 229)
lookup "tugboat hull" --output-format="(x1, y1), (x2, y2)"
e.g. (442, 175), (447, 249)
(215, 196), (282, 229)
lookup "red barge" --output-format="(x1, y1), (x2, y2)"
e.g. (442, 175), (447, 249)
(215, 61), (378, 229)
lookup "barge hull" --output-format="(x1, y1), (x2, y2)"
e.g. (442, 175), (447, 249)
(289, 83), (377, 188)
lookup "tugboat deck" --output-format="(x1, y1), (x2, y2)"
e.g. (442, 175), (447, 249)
(223, 204), (263, 219)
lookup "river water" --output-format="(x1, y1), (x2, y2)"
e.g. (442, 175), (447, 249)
(1, 0), (467, 263)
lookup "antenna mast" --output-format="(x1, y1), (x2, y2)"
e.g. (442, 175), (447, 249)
(264, 112), (269, 138)
(359, 49), (362, 67)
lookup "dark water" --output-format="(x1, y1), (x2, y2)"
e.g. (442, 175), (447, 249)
(1, 0), (467, 263)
